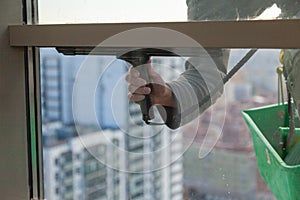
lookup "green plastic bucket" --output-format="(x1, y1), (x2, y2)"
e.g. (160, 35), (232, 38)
(242, 104), (300, 200)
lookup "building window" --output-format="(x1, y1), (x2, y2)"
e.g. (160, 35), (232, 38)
(10, 1), (300, 200)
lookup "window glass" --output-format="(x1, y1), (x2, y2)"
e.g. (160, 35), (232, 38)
(38, 0), (300, 24)
(186, 1), (300, 21)
(40, 47), (288, 200)
(38, 1), (300, 200)
(38, 0), (187, 24)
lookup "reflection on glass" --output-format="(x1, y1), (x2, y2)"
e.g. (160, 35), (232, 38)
(187, 1), (300, 21)
(40, 47), (286, 200)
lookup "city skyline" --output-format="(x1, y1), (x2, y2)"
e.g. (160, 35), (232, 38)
(40, 48), (184, 200)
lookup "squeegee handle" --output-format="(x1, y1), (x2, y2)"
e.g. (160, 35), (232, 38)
(119, 53), (153, 124)
(133, 63), (154, 124)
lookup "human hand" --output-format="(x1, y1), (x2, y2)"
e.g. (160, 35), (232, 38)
(125, 64), (175, 107)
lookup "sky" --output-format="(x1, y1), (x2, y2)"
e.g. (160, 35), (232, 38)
(38, 0), (188, 24)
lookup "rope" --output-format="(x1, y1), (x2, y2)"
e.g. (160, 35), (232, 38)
(223, 49), (257, 84)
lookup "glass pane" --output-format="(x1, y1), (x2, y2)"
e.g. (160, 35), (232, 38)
(38, 0), (300, 24)
(38, 0), (187, 24)
(39, 47), (299, 200)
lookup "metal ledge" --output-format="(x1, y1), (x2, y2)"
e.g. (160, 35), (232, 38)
(9, 20), (300, 53)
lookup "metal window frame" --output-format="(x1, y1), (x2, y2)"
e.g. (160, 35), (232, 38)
(24, 0), (45, 200)
(9, 19), (300, 50)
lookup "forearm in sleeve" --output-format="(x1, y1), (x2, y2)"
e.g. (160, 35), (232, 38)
(163, 49), (228, 129)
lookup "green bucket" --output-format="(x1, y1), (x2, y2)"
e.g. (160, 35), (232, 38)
(242, 104), (300, 200)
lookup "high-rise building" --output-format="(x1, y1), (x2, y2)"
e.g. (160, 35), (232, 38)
(40, 48), (82, 124)
(40, 48), (127, 128)
(43, 127), (126, 200)
(126, 102), (184, 200)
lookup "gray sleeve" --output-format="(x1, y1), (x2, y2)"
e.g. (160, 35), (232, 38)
(163, 49), (228, 129)
(282, 49), (300, 119)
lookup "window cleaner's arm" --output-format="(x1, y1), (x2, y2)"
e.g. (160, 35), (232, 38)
(124, 49), (257, 128)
